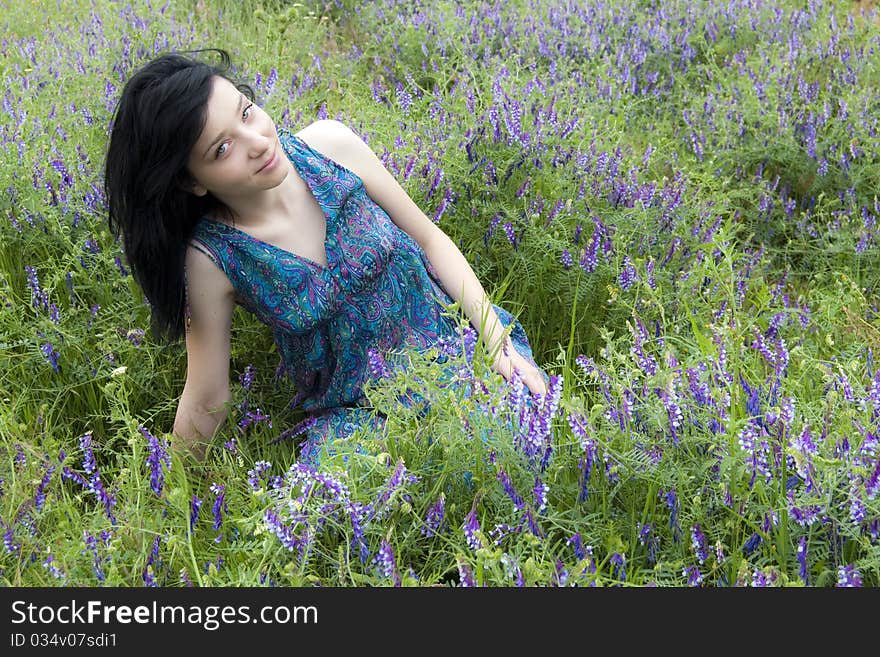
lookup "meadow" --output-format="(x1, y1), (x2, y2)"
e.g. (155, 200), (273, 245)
(1, 0), (879, 586)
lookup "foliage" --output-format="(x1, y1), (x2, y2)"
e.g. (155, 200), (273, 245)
(1, 0), (879, 587)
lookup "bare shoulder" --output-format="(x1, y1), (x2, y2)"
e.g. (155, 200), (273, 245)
(295, 119), (441, 250)
(184, 244), (234, 298)
(295, 119), (370, 168)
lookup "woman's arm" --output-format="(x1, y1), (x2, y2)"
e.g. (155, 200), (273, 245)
(172, 245), (236, 460)
(298, 120), (548, 396)
(405, 229), (548, 393)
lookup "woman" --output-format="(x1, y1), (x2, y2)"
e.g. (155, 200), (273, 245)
(104, 49), (549, 463)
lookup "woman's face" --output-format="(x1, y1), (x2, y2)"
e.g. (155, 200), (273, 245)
(186, 76), (288, 202)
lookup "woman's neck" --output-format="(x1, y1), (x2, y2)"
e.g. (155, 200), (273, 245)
(214, 161), (300, 227)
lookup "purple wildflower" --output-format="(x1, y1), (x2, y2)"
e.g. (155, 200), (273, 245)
(25, 265), (49, 312)
(743, 532), (763, 556)
(738, 420), (773, 488)
(111, 256), (128, 278)
(348, 502), (369, 564)
(579, 227), (600, 272)
(34, 463), (54, 511)
(658, 385), (684, 444)
(497, 468), (524, 510)
(836, 565), (862, 587)
(787, 491), (823, 527)
(618, 256), (638, 290)
(610, 552), (626, 583)
(433, 187), (454, 223)
(568, 533), (586, 561)
(463, 510), (484, 552)
(371, 459), (418, 521)
(239, 407), (272, 432)
(502, 222), (517, 249)
(683, 566), (703, 587)
(458, 561), (476, 587)
(691, 524), (708, 564)
(247, 460), (272, 491)
(866, 454), (880, 500)
(179, 569), (193, 587)
(239, 364), (256, 392)
(797, 536), (809, 584)
(629, 325), (658, 377)
(374, 539), (401, 586)
(567, 411), (592, 449)
(645, 258), (656, 289)
(40, 342), (60, 372)
(210, 483), (226, 532)
(422, 494), (446, 537)
(661, 489), (681, 542)
(501, 553), (524, 586)
(265, 67), (277, 95)
(489, 522), (519, 546)
(264, 508), (303, 553)
(75, 433), (116, 524)
(126, 328), (145, 346)
(523, 508), (543, 538)
(560, 249), (573, 270)
(82, 531), (111, 583)
(638, 523), (660, 564)
(42, 555), (65, 580)
(3, 524), (19, 554)
(189, 495), (202, 533)
(140, 426), (170, 497)
(396, 82), (412, 114)
(367, 346), (392, 379)
(554, 559), (569, 586)
(519, 373), (563, 461)
(533, 477), (549, 513)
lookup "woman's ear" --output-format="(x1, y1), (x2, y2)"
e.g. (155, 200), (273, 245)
(178, 173), (207, 197)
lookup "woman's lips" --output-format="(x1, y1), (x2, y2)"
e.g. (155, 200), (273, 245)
(257, 149), (277, 173)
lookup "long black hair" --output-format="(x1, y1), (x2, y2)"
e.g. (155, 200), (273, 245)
(104, 48), (254, 342)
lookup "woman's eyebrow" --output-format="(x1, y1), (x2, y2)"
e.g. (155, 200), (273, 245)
(202, 95), (245, 158)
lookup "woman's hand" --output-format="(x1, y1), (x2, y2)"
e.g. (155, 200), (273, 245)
(491, 339), (548, 397)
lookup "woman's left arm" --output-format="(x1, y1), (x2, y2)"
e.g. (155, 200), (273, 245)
(301, 120), (547, 396)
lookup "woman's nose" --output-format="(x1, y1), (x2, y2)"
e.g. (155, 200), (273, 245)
(247, 131), (272, 157)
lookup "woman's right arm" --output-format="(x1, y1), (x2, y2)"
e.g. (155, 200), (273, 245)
(172, 245), (235, 461)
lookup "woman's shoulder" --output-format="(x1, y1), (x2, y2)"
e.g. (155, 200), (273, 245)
(292, 120), (379, 184)
(184, 242), (234, 299)
(294, 119), (360, 161)
(295, 118), (354, 141)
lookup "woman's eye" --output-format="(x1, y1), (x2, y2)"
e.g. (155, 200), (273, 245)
(215, 142), (228, 158)
(242, 103), (253, 120)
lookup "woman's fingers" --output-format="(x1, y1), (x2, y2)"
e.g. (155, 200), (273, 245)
(495, 353), (548, 397)
(527, 370), (547, 396)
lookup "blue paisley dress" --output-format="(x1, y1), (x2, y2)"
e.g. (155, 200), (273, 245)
(188, 128), (546, 464)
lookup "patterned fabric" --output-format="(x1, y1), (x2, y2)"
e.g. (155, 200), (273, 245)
(188, 129), (546, 464)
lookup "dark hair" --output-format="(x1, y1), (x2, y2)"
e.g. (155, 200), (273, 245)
(104, 48), (254, 342)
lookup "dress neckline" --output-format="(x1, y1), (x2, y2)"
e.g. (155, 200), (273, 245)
(206, 218), (333, 273)
(200, 131), (335, 274)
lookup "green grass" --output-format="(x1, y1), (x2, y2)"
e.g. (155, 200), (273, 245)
(1, 0), (879, 587)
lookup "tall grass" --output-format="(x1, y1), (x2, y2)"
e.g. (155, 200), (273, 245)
(1, 0), (878, 586)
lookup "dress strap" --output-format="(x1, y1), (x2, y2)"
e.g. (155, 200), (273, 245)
(278, 128), (364, 224)
(188, 236), (223, 270)
(183, 234), (229, 331)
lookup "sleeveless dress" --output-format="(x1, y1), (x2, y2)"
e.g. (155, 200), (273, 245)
(188, 128), (547, 464)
